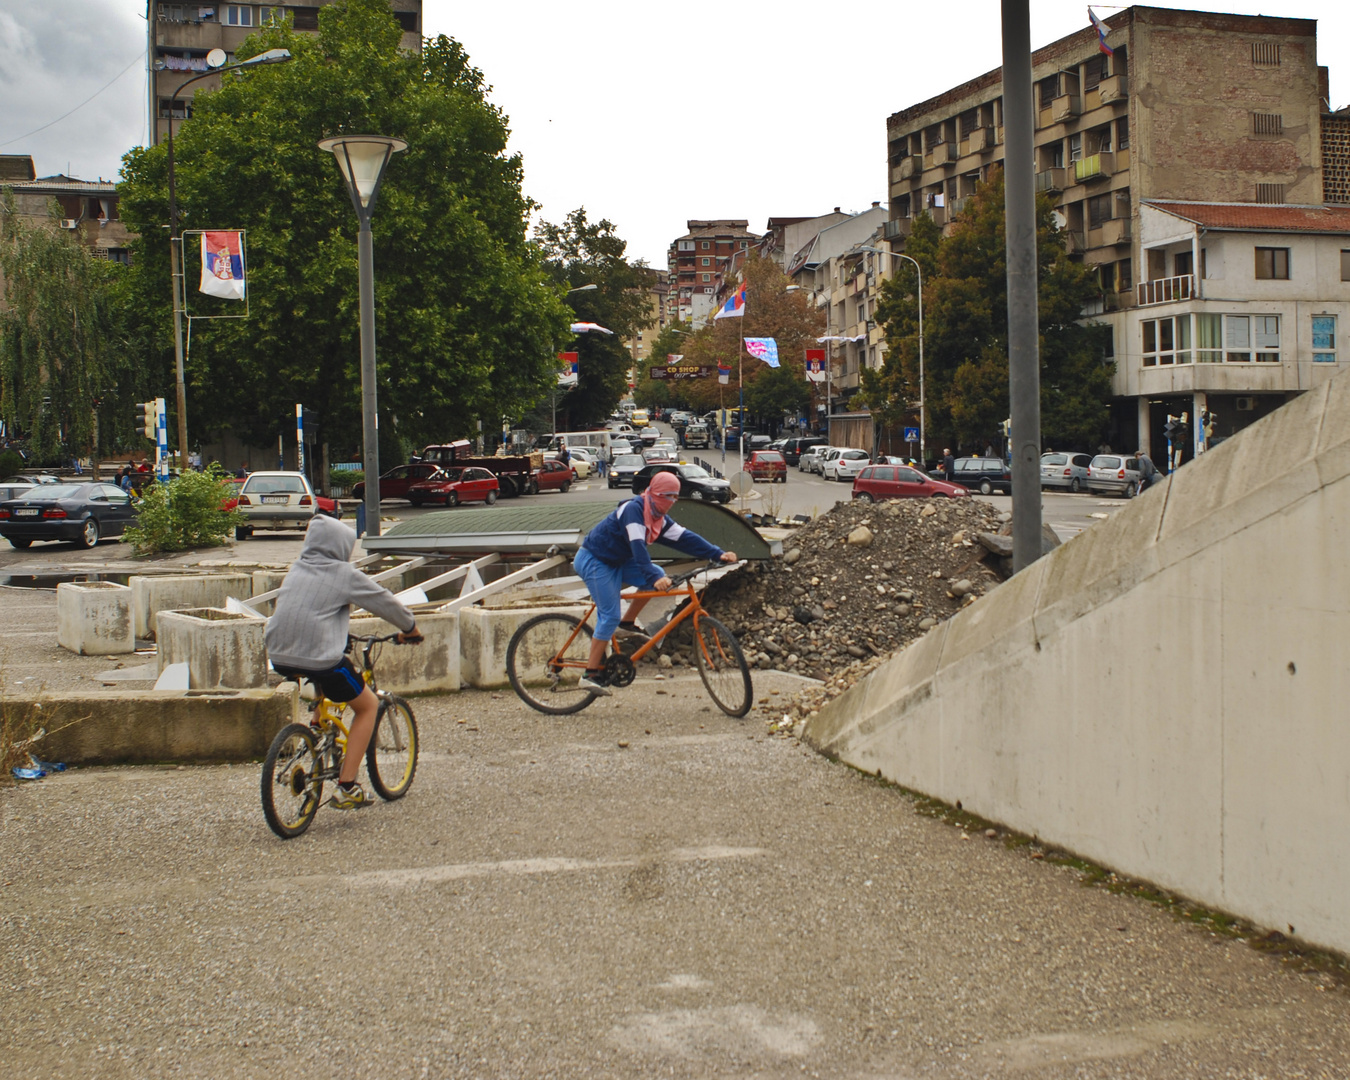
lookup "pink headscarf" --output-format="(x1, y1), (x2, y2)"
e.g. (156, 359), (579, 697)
(641, 471), (681, 543)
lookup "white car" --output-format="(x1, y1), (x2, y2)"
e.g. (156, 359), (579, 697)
(236, 471), (316, 539)
(823, 449), (871, 481)
(810, 446), (847, 476)
(563, 447), (595, 479)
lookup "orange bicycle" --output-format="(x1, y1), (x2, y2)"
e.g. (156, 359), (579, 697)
(505, 562), (752, 717)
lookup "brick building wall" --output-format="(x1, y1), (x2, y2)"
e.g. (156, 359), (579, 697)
(1324, 114), (1350, 205)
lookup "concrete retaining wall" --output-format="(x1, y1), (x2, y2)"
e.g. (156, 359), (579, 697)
(16, 684), (298, 766)
(348, 611), (460, 694)
(132, 573), (254, 639)
(56, 582), (135, 655)
(459, 605), (589, 688)
(157, 607), (268, 689)
(804, 374), (1350, 957)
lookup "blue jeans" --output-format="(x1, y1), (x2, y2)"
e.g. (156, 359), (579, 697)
(573, 547), (649, 641)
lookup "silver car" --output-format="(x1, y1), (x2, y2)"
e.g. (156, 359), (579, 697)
(607, 453), (646, 489)
(1040, 451), (1093, 493)
(1086, 454), (1142, 498)
(237, 471), (317, 538)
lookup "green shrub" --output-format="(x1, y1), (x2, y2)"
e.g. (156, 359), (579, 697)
(0, 450), (24, 478)
(123, 466), (243, 553)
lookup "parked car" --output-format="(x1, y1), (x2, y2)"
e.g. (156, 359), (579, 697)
(798, 445), (832, 474)
(1, 473), (60, 486)
(1086, 454), (1142, 498)
(747, 434), (773, 451)
(608, 453), (646, 489)
(351, 462), (441, 502)
(823, 448), (871, 482)
(406, 466), (501, 507)
(782, 436), (826, 466)
(223, 478), (339, 519)
(631, 462), (732, 503)
(747, 449), (788, 483)
(531, 459), (575, 493)
(0, 482), (34, 503)
(683, 422), (711, 449)
(1040, 451), (1093, 493)
(938, 456), (1012, 495)
(235, 471), (317, 539)
(546, 451), (589, 479)
(0, 482), (138, 549)
(852, 465), (969, 502)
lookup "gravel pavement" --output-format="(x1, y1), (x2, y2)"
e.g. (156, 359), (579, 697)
(3, 671), (1348, 1079)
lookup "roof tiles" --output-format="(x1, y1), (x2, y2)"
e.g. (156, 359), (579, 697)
(1146, 201), (1350, 234)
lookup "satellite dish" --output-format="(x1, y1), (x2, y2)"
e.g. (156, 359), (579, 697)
(729, 471), (753, 496)
(206, 48), (227, 69)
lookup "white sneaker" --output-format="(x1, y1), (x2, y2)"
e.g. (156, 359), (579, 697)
(579, 672), (612, 696)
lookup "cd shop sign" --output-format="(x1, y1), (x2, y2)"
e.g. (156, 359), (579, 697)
(650, 365), (716, 381)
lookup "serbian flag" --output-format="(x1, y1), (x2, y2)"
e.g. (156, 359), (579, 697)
(718, 362), (731, 385)
(200, 231), (245, 300)
(557, 351), (578, 387)
(1089, 8), (1114, 55)
(805, 348), (826, 383)
(744, 337), (780, 368)
(713, 282), (746, 320)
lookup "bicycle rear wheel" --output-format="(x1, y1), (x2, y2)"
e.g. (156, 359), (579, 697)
(261, 723), (324, 839)
(693, 615), (753, 717)
(506, 613), (598, 714)
(366, 695), (418, 800)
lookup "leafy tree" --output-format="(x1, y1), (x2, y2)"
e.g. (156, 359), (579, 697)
(633, 321), (698, 412)
(0, 193), (136, 464)
(116, 0), (571, 459)
(532, 208), (653, 431)
(869, 167), (1112, 454)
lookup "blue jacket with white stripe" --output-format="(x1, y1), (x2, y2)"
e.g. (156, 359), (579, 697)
(580, 498), (724, 585)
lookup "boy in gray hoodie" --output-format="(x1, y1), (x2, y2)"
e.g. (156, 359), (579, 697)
(265, 515), (422, 809)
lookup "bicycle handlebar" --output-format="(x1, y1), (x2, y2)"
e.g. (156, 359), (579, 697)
(665, 561), (727, 589)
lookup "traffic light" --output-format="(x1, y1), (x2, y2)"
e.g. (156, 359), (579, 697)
(135, 400), (157, 440)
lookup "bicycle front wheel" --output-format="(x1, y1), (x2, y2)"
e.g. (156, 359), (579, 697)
(366, 695), (418, 800)
(506, 613), (598, 715)
(693, 615), (753, 717)
(261, 723), (324, 839)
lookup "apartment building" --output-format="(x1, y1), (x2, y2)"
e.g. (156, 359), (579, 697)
(883, 5), (1349, 454)
(759, 210), (851, 271)
(0, 155), (133, 265)
(147, 1), (422, 145)
(666, 219), (757, 327)
(621, 267), (670, 367)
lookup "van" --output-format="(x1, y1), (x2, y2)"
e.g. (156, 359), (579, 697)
(548, 431), (614, 458)
(629, 409), (650, 428)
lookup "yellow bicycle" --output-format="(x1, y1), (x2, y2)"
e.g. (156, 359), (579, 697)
(261, 634), (418, 839)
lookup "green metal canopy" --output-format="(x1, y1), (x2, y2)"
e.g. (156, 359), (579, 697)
(361, 499), (772, 560)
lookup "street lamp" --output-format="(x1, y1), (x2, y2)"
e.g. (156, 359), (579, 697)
(859, 244), (924, 468)
(165, 47), (290, 476)
(319, 134), (408, 538)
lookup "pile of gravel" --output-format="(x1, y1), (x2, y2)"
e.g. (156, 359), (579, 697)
(695, 496), (1007, 696)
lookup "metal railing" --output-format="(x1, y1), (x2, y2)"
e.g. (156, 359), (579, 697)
(1136, 274), (1195, 306)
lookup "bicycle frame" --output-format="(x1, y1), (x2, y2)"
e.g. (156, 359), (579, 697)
(545, 575), (713, 673)
(306, 638), (383, 749)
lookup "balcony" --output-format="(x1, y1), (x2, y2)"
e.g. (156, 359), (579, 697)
(965, 127), (995, 154)
(1064, 229), (1085, 254)
(1035, 167), (1067, 194)
(1051, 95), (1083, 124)
(883, 218), (911, 240)
(1098, 75), (1129, 104)
(1092, 217), (1132, 246)
(1074, 152), (1115, 183)
(949, 195), (971, 217)
(1136, 274), (1195, 306)
(924, 142), (957, 168)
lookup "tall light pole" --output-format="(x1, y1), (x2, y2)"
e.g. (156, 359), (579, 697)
(319, 134), (408, 539)
(860, 244), (924, 468)
(165, 47), (290, 472)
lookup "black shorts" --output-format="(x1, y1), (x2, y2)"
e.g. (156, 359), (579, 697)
(273, 656), (366, 703)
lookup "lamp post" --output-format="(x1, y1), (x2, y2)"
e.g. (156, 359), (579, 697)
(165, 47), (290, 473)
(859, 244), (924, 468)
(318, 134), (408, 538)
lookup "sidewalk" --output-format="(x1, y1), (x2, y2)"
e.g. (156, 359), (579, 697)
(2, 672), (1347, 1078)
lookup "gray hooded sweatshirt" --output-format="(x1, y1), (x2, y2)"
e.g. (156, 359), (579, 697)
(264, 514), (416, 669)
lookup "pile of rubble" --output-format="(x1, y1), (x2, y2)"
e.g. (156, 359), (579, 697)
(687, 496), (1013, 720)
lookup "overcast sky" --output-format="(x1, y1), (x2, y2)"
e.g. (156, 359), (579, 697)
(2, 1), (1348, 265)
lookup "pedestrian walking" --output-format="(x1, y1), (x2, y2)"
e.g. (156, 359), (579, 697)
(941, 448), (955, 479)
(1137, 449), (1163, 489)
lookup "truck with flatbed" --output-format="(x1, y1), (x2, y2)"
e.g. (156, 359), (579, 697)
(415, 441), (543, 498)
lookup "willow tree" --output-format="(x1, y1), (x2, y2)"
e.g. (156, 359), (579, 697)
(0, 192), (125, 463)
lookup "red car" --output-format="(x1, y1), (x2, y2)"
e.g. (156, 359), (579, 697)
(406, 466), (499, 507)
(351, 463), (441, 502)
(530, 459), (575, 494)
(746, 450), (787, 483)
(852, 464), (969, 502)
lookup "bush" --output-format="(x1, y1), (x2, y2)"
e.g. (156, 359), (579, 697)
(0, 449), (24, 478)
(123, 466), (243, 553)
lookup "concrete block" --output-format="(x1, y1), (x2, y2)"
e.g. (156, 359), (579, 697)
(157, 607), (268, 690)
(56, 581), (135, 656)
(458, 605), (589, 689)
(12, 684), (298, 766)
(251, 569), (288, 595)
(348, 610), (461, 694)
(132, 573), (255, 639)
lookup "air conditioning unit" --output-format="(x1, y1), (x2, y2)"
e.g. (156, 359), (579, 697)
(1236, 397), (1254, 411)
(60, 219), (79, 230)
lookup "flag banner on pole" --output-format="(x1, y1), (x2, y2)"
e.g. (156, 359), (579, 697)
(744, 337), (780, 368)
(557, 351), (578, 387)
(713, 282), (746, 320)
(667, 354), (684, 363)
(718, 362), (731, 385)
(200, 231), (245, 300)
(569, 322), (614, 335)
(805, 348), (826, 383)
(1088, 7), (1114, 54)
(815, 334), (867, 344)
